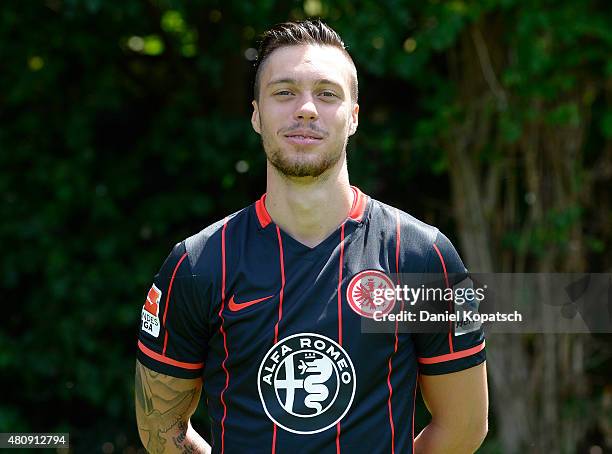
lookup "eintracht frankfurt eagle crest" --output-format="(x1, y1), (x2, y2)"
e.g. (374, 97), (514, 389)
(346, 269), (396, 318)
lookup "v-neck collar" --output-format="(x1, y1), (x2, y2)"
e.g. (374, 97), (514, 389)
(255, 186), (368, 228)
(254, 186), (370, 256)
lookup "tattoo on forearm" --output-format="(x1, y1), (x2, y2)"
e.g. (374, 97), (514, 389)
(135, 362), (201, 454)
(174, 421), (188, 445)
(172, 421), (197, 453)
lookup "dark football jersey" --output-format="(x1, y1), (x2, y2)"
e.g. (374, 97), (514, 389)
(137, 186), (486, 454)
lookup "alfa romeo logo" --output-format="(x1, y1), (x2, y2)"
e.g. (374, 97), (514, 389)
(257, 333), (356, 434)
(346, 269), (396, 318)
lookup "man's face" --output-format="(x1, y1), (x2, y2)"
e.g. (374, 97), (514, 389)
(251, 44), (359, 178)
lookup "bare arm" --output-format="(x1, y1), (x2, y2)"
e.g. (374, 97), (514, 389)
(414, 362), (488, 453)
(135, 360), (211, 454)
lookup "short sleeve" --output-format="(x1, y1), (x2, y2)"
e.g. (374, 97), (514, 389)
(412, 231), (486, 375)
(137, 241), (208, 378)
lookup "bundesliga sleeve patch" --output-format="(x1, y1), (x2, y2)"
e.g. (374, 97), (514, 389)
(141, 284), (162, 338)
(453, 277), (482, 336)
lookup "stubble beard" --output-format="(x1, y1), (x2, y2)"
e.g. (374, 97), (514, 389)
(260, 118), (347, 179)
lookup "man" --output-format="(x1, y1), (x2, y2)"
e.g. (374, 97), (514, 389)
(135, 20), (488, 454)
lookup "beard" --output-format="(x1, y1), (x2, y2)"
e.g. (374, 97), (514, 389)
(260, 121), (347, 178)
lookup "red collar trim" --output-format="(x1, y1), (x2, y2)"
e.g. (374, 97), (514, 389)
(348, 186), (367, 222)
(255, 186), (367, 228)
(255, 193), (272, 228)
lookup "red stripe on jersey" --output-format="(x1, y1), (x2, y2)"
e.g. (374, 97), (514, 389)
(162, 251), (188, 355)
(219, 217), (230, 454)
(412, 373), (418, 452)
(386, 343), (397, 452)
(386, 210), (402, 454)
(138, 341), (203, 370)
(418, 341), (486, 364)
(432, 242), (454, 354)
(337, 223), (345, 346)
(395, 210), (400, 280)
(271, 226), (286, 454)
(335, 223), (346, 453)
(273, 226), (285, 344)
(432, 243), (449, 287)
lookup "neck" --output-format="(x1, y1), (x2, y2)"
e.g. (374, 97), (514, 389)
(265, 156), (353, 248)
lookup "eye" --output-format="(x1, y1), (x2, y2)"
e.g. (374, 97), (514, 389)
(320, 91), (338, 98)
(275, 90), (294, 96)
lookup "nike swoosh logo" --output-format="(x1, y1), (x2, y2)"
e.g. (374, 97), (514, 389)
(228, 294), (275, 312)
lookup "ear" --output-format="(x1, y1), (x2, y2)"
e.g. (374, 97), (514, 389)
(251, 100), (261, 135)
(348, 102), (359, 136)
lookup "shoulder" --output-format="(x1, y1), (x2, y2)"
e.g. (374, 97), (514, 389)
(151, 205), (251, 317)
(371, 199), (439, 242)
(368, 198), (464, 273)
(155, 205), (251, 282)
(182, 205), (250, 274)
(368, 197), (438, 249)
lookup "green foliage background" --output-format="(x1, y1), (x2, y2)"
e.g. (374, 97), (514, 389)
(1, 0), (610, 452)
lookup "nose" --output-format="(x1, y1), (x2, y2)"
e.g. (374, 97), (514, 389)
(293, 94), (318, 122)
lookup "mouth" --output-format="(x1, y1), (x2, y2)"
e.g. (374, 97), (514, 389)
(283, 130), (325, 146)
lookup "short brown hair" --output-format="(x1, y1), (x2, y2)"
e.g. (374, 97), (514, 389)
(253, 20), (358, 102)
